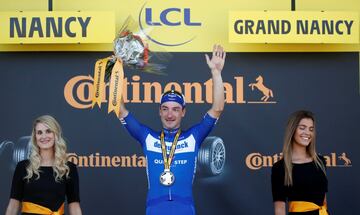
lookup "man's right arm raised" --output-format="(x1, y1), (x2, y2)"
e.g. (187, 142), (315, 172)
(118, 97), (146, 145)
(119, 97), (129, 118)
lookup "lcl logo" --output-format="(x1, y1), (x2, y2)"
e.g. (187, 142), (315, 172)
(139, 3), (201, 46)
(144, 8), (201, 26)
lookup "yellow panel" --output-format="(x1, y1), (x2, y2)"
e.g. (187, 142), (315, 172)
(229, 11), (359, 44)
(297, 0), (360, 11)
(0, 0), (360, 52)
(0, 11), (115, 44)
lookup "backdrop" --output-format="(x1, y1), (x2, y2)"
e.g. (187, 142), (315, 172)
(1, 52), (359, 214)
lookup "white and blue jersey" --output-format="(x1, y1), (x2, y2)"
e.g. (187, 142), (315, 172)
(120, 112), (217, 215)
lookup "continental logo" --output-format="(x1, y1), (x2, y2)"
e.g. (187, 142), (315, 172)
(64, 74), (276, 109)
(248, 75), (275, 103)
(67, 152), (146, 168)
(246, 152), (353, 170)
(138, 2), (201, 46)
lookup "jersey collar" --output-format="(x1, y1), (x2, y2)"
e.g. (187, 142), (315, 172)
(162, 127), (180, 135)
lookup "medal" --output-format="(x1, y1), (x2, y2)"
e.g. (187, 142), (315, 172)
(160, 169), (175, 186)
(159, 129), (181, 186)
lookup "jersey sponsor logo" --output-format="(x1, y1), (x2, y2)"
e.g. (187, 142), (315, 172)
(153, 159), (188, 165)
(153, 141), (189, 150)
(145, 134), (196, 154)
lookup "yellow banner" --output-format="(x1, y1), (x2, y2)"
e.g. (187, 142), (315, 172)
(92, 58), (108, 108)
(108, 60), (124, 117)
(229, 11), (359, 44)
(0, 11), (115, 44)
(1, 0), (360, 51)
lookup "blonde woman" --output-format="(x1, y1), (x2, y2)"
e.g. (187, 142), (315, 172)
(271, 110), (329, 215)
(5, 115), (82, 215)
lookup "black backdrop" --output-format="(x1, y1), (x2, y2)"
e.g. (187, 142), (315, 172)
(1, 52), (359, 214)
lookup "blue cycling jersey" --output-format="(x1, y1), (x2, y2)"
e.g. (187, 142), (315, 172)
(120, 112), (217, 215)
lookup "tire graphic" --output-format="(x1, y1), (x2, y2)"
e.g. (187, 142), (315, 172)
(0, 140), (14, 171)
(0, 136), (31, 171)
(12, 136), (31, 169)
(197, 136), (226, 176)
(3, 136), (226, 176)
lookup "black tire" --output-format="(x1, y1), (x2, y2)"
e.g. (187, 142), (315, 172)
(12, 136), (31, 170)
(0, 140), (14, 171)
(197, 136), (226, 176)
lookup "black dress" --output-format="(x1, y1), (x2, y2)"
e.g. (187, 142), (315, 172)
(10, 160), (80, 215)
(271, 157), (328, 215)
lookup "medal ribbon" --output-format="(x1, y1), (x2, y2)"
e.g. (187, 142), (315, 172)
(160, 129), (181, 170)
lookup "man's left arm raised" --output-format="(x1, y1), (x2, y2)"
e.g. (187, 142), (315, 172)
(205, 44), (226, 118)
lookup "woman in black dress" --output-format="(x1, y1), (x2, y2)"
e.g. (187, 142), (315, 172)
(271, 110), (328, 215)
(5, 115), (82, 215)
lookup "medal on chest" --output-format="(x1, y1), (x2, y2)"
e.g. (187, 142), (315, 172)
(159, 129), (181, 186)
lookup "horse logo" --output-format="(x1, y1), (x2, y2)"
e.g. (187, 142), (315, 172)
(248, 75), (274, 102)
(338, 153), (352, 166)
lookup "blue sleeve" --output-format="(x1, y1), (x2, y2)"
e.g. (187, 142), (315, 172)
(190, 113), (217, 146)
(119, 112), (149, 146)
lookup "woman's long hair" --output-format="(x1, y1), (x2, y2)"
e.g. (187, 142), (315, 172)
(282, 110), (326, 186)
(24, 115), (70, 182)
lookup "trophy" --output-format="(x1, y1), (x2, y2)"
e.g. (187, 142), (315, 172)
(92, 17), (167, 117)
